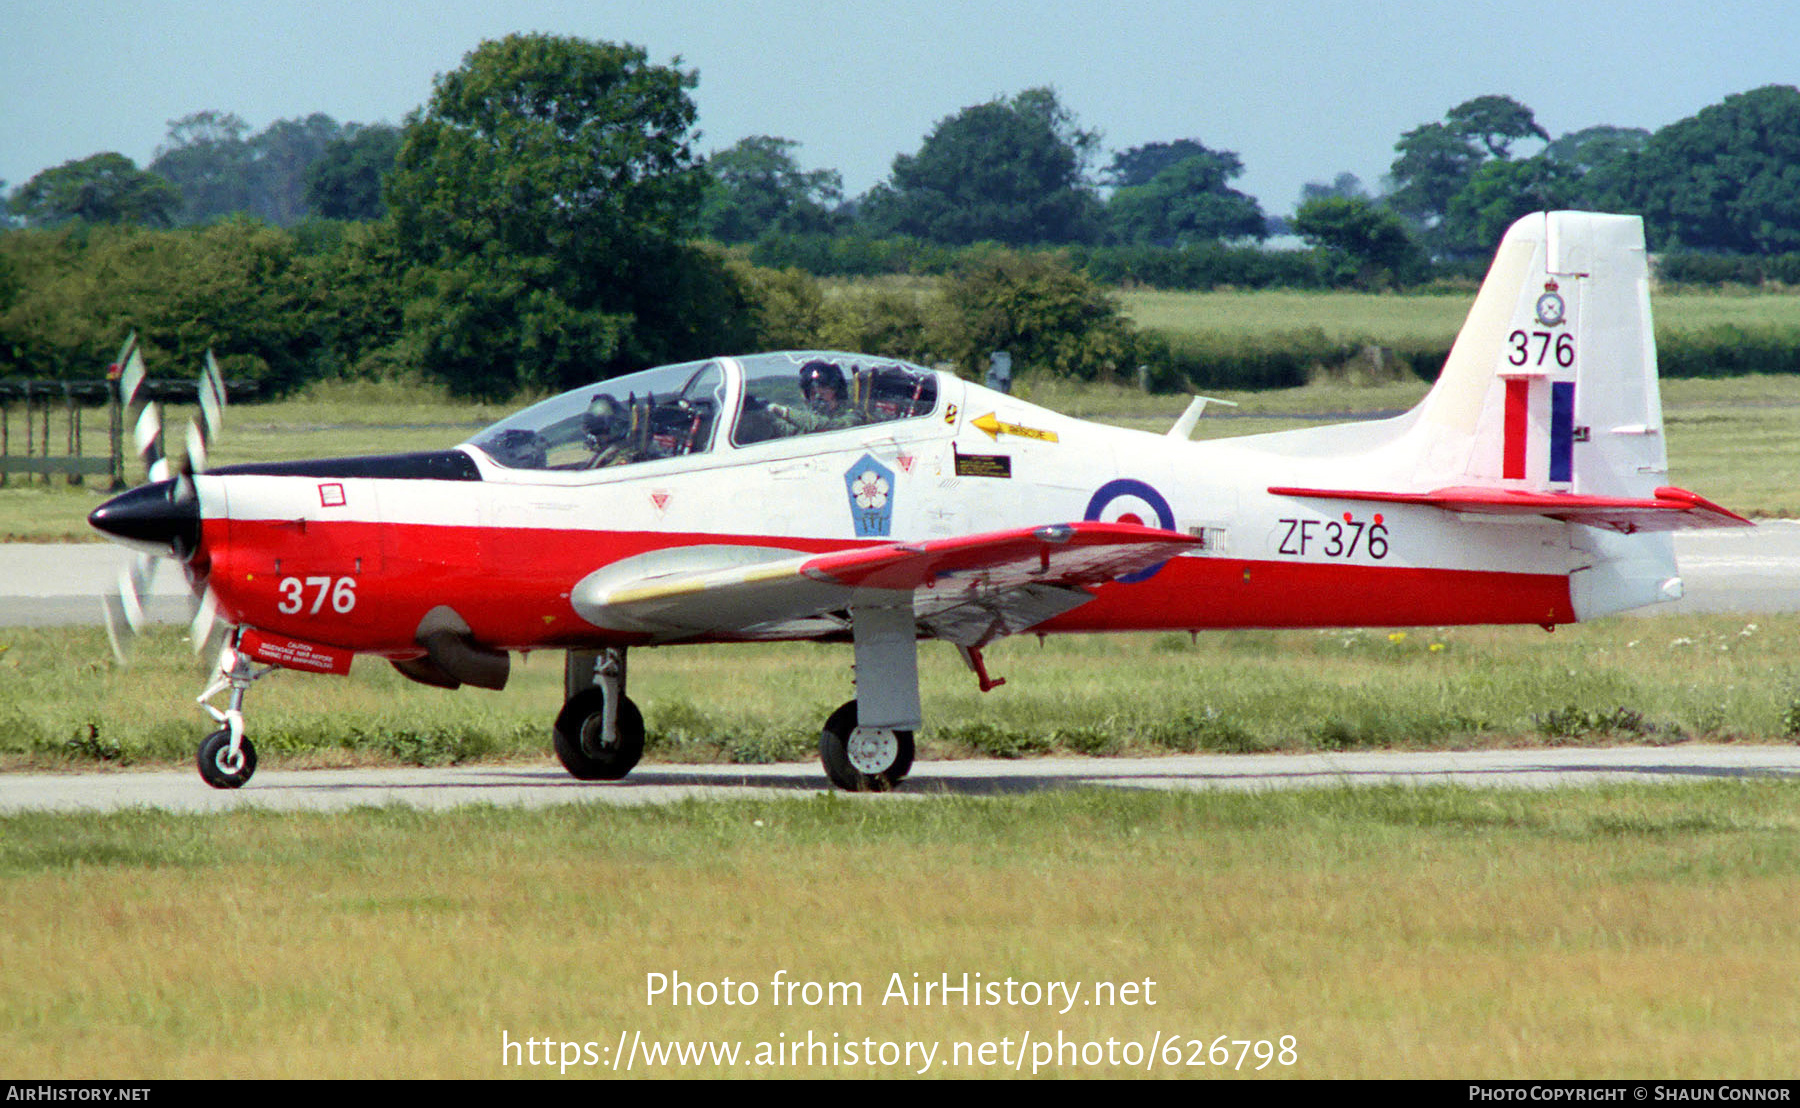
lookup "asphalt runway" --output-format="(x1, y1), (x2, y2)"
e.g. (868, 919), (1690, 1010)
(3, 532), (1797, 814)
(3, 746), (1798, 814)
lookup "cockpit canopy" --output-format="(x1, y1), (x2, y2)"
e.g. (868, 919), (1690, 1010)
(465, 352), (940, 473)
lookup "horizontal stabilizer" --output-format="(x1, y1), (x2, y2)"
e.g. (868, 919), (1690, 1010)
(1270, 484), (1752, 534)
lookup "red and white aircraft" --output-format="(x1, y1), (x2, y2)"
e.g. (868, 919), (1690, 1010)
(90, 211), (1749, 790)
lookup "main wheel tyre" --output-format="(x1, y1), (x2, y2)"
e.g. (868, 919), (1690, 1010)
(197, 728), (257, 790)
(553, 687), (645, 780)
(819, 700), (914, 792)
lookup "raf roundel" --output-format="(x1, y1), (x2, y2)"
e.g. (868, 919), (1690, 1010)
(1083, 478), (1176, 583)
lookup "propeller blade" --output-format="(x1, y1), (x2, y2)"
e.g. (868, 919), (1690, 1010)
(133, 402), (166, 482)
(197, 350), (225, 443)
(189, 587), (222, 655)
(101, 594), (130, 665)
(118, 557), (153, 635)
(184, 421), (208, 475)
(120, 346), (147, 410)
(102, 554), (157, 664)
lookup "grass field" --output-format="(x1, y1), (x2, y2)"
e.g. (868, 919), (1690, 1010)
(4, 785), (1797, 1078)
(4, 614), (1795, 773)
(1116, 287), (1800, 344)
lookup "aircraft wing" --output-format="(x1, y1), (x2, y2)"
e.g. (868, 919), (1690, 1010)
(572, 521), (1201, 645)
(1269, 484), (1751, 534)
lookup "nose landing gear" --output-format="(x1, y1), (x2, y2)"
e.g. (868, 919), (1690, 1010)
(194, 636), (276, 789)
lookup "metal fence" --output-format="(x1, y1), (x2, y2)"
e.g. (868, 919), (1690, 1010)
(0, 379), (121, 487)
(1, 335), (245, 489)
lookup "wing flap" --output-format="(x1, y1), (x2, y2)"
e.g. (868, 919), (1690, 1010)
(800, 521), (1199, 590)
(1270, 484), (1751, 534)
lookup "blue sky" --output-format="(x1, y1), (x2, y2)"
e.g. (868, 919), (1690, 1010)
(5, 0), (1798, 215)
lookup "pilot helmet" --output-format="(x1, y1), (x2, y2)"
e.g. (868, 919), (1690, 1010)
(799, 360), (845, 405)
(583, 393), (626, 445)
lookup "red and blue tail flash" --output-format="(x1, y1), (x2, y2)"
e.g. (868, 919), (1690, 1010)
(1501, 378), (1576, 484)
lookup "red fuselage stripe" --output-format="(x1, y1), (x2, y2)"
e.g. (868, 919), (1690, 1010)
(205, 518), (1576, 653)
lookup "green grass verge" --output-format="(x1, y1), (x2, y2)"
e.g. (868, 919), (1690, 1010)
(3, 615), (1796, 773)
(4, 785), (1797, 1077)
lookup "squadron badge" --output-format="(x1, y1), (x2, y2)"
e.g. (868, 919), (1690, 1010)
(1535, 282), (1566, 327)
(844, 454), (896, 537)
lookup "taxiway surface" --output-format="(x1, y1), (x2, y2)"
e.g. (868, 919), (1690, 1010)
(2, 746), (1796, 815)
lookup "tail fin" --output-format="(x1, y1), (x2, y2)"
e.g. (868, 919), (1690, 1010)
(1410, 211), (1664, 497)
(1267, 211), (1749, 620)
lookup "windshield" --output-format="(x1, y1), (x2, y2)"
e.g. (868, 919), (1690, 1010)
(466, 360), (725, 471)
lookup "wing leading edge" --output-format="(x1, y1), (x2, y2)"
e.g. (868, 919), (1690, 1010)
(1270, 484), (1751, 534)
(572, 521), (1200, 644)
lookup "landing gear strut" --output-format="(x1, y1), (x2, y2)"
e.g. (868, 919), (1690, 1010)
(194, 636), (275, 789)
(554, 647), (644, 780)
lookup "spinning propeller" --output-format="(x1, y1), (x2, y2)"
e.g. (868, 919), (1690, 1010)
(92, 339), (229, 663)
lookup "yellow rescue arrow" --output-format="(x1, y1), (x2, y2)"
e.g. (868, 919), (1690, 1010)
(972, 412), (1059, 443)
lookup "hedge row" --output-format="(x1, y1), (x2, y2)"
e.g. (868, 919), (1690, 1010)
(1656, 253), (1800, 287)
(748, 233), (1800, 294)
(747, 232), (1343, 290)
(1136, 325), (1800, 393)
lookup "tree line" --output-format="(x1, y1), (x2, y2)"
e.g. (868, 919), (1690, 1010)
(3, 33), (1799, 399)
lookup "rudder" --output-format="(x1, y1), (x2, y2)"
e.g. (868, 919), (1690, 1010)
(1409, 211), (1666, 499)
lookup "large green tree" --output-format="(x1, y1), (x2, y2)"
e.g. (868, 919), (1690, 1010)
(1442, 156), (1578, 254)
(147, 111), (253, 223)
(7, 153), (180, 228)
(1291, 196), (1425, 287)
(1445, 94), (1549, 159)
(385, 33), (743, 397)
(1544, 125), (1650, 178)
(1386, 95), (1549, 253)
(1105, 144), (1266, 245)
(1594, 85), (1800, 254)
(1102, 139), (1213, 188)
(860, 88), (1104, 246)
(150, 111), (354, 226)
(698, 135), (843, 242)
(305, 123), (403, 221)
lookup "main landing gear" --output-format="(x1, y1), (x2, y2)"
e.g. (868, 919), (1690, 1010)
(555, 604), (947, 793)
(818, 699), (914, 792)
(555, 648), (645, 780)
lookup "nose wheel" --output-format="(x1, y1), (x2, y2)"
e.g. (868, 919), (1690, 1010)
(197, 727), (258, 789)
(819, 700), (914, 792)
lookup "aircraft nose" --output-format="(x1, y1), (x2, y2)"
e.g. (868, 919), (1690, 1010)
(88, 479), (202, 559)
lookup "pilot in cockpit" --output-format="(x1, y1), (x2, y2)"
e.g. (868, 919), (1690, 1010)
(769, 359), (862, 434)
(582, 393), (637, 467)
